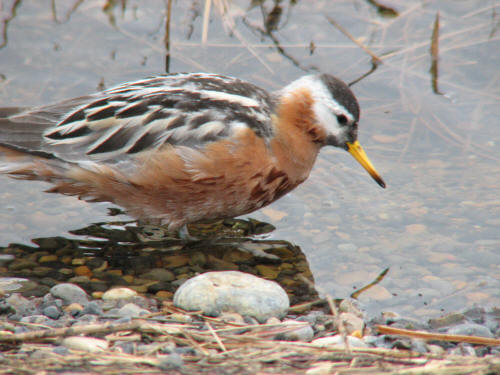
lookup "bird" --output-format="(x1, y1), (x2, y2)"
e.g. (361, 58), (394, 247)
(0, 72), (385, 233)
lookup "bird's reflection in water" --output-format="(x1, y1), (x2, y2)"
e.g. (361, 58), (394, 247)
(2, 218), (319, 305)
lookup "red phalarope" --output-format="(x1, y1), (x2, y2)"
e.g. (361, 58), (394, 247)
(0, 73), (385, 231)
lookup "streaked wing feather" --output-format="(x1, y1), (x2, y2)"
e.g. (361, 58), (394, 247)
(26, 73), (277, 164)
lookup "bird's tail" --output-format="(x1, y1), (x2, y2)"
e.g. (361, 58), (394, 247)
(0, 107), (72, 182)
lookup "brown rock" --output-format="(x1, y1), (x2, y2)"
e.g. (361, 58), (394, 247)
(38, 255), (58, 263)
(74, 266), (93, 277)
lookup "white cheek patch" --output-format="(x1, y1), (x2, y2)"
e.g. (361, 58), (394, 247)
(313, 101), (341, 137)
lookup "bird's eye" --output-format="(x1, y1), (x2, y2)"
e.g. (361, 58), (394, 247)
(336, 114), (348, 126)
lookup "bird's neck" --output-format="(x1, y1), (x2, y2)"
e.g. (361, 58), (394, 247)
(270, 88), (324, 184)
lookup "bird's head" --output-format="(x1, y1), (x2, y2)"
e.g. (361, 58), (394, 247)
(280, 73), (386, 188)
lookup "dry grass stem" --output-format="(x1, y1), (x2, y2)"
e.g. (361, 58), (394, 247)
(377, 324), (500, 346)
(202, 0), (212, 43)
(326, 15), (382, 65)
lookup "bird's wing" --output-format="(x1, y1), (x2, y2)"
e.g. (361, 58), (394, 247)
(1, 73), (276, 167)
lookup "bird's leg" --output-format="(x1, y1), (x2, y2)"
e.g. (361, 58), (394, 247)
(177, 224), (199, 241)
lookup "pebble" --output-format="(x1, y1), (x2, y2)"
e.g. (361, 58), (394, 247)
(140, 268), (175, 282)
(446, 323), (494, 338)
(0, 254), (15, 267)
(39, 255), (58, 263)
(5, 294), (36, 316)
(43, 305), (62, 319)
(102, 287), (138, 301)
(81, 301), (103, 316)
(219, 312), (246, 325)
(62, 336), (108, 353)
(275, 319), (314, 342)
(50, 283), (89, 305)
(0, 278), (35, 294)
(449, 344), (477, 357)
(8, 259), (38, 271)
(339, 298), (364, 318)
(429, 312), (466, 329)
(117, 303), (151, 318)
(20, 315), (51, 324)
(311, 335), (369, 348)
(339, 312), (365, 335)
(173, 271), (289, 323)
(157, 353), (184, 370)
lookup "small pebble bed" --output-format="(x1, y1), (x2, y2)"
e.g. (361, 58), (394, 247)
(1, 272), (499, 374)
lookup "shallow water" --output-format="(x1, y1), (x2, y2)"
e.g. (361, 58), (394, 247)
(0, 0), (499, 319)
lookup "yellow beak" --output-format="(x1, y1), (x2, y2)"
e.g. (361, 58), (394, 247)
(346, 141), (386, 188)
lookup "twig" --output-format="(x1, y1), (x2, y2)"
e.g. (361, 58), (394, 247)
(351, 267), (389, 299)
(376, 325), (500, 346)
(327, 294), (351, 353)
(326, 16), (382, 65)
(0, 320), (141, 343)
(0, 320), (188, 343)
(206, 321), (227, 352)
(178, 327), (210, 355)
(214, 0), (274, 73)
(202, 0), (212, 43)
(430, 11), (443, 95)
(164, 0), (173, 72)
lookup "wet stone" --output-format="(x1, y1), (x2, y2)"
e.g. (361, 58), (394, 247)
(173, 271), (289, 323)
(256, 264), (281, 279)
(102, 287), (138, 301)
(275, 320), (314, 342)
(147, 281), (175, 294)
(81, 301), (103, 316)
(32, 267), (54, 277)
(20, 315), (51, 324)
(446, 323), (494, 338)
(163, 255), (190, 268)
(39, 255), (58, 263)
(429, 312), (466, 329)
(411, 339), (429, 354)
(0, 278), (36, 294)
(23, 284), (50, 297)
(219, 312), (246, 325)
(86, 257), (106, 270)
(52, 346), (70, 356)
(449, 344), (477, 357)
(339, 312), (365, 335)
(188, 252), (207, 267)
(74, 266), (92, 277)
(140, 268), (175, 282)
(64, 303), (84, 316)
(5, 294), (37, 316)
(50, 283), (89, 305)
(155, 290), (173, 299)
(83, 281), (108, 293)
(0, 254), (15, 267)
(43, 305), (62, 320)
(71, 258), (86, 266)
(116, 303), (150, 318)
(8, 259), (38, 271)
(339, 299), (364, 318)
(157, 353), (184, 370)
(312, 335), (368, 348)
